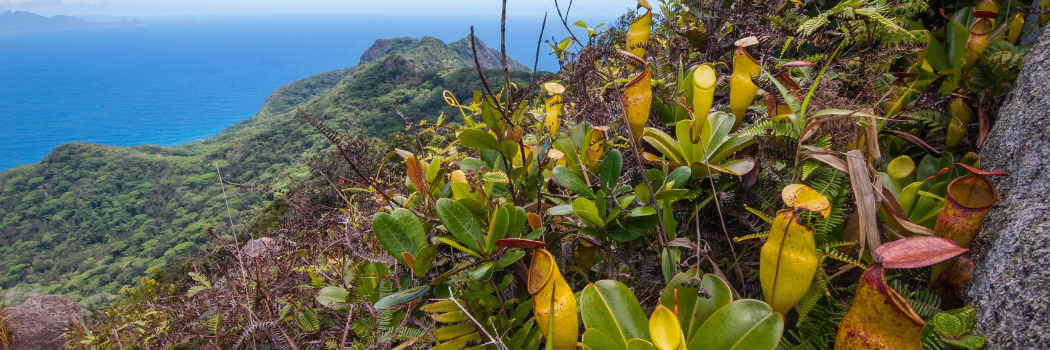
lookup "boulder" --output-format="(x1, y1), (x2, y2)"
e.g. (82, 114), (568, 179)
(968, 29), (1050, 348)
(2, 295), (85, 350)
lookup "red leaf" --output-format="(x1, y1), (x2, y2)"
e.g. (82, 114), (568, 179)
(783, 60), (817, 67)
(956, 163), (1009, 177)
(495, 238), (546, 249)
(886, 130), (942, 157)
(874, 236), (968, 269)
(923, 167), (952, 182)
(972, 10), (998, 18)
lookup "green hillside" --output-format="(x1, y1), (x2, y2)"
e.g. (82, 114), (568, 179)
(0, 36), (533, 305)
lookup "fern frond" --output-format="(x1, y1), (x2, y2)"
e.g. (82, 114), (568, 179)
(734, 232), (770, 242)
(821, 247), (867, 269)
(741, 119), (800, 139)
(744, 204), (774, 224)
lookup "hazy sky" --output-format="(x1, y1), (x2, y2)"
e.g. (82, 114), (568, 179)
(0, 0), (632, 17)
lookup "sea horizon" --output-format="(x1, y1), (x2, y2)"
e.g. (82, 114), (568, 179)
(0, 12), (608, 170)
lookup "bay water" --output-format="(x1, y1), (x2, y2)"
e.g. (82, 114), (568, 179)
(0, 13), (605, 170)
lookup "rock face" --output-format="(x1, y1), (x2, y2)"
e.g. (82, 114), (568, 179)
(968, 29), (1050, 348)
(2, 295), (85, 350)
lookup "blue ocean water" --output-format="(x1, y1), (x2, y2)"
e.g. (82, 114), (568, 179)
(0, 13), (610, 170)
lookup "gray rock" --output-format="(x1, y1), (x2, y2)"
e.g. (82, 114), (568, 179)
(2, 295), (85, 350)
(241, 236), (292, 260)
(968, 29), (1050, 349)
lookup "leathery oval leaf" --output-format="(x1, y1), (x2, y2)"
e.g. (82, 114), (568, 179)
(601, 149), (625, 190)
(573, 198), (606, 228)
(688, 299), (784, 350)
(660, 269), (732, 342)
(627, 338), (657, 350)
(580, 280), (651, 349)
(782, 183), (832, 217)
(435, 198), (485, 253)
(372, 213), (415, 266)
(649, 305), (684, 350)
(391, 209), (427, 255)
(412, 245), (437, 277)
(553, 165), (595, 198)
(583, 328), (624, 350)
(458, 128), (500, 152)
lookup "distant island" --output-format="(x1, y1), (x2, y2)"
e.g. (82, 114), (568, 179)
(179, 19), (201, 24)
(0, 11), (145, 32)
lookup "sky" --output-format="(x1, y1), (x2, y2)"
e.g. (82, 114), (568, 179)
(0, 0), (633, 17)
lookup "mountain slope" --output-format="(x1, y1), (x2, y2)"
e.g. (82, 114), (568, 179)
(359, 36), (530, 71)
(0, 36), (534, 305)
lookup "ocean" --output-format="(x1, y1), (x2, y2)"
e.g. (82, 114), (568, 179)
(0, 13), (609, 170)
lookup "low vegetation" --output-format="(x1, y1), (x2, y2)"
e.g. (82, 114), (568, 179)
(21, 0), (1050, 348)
(0, 37), (530, 306)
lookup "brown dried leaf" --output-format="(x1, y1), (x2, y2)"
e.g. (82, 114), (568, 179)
(847, 150), (881, 256)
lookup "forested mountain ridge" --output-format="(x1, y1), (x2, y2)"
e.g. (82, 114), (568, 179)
(359, 36), (531, 71)
(0, 36), (533, 306)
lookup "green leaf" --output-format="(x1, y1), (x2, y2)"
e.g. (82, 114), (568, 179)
(946, 21), (969, 68)
(932, 313), (966, 337)
(461, 157), (486, 173)
(436, 198), (485, 253)
(459, 129), (501, 151)
(469, 262), (494, 281)
(483, 171), (510, 183)
(635, 184), (652, 204)
(626, 338), (656, 350)
(500, 140), (520, 160)
(510, 206), (528, 237)
(666, 166), (692, 189)
(186, 285), (208, 297)
(573, 198), (606, 228)
(495, 250), (526, 269)
(296, 307), (319, 332)
(688, 299), (784, 350)
(391, 209), (427, 255)
(438, 237), (483, 259)
(373, 212), (419, 265)
(629, 207), (657, 217)
(413, 245), (437, 277)
(487, 207), (511, 252)
(553, 165), (595, 197)
(600, 149), (624, 191)
(582, 328), (624, 350)
(547, 204), (574, 216)
(373, 285), (428, 309)
(660, 269), (732, 342)
(655, 188), (689, 202)
(188, 272), (211, 288)
(580, 280), (651, 349)
(316, 286), (349, 310)
(482, 96), (503, 134)
(945, 306), (977, 330)
(942, 334), (985, 348)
